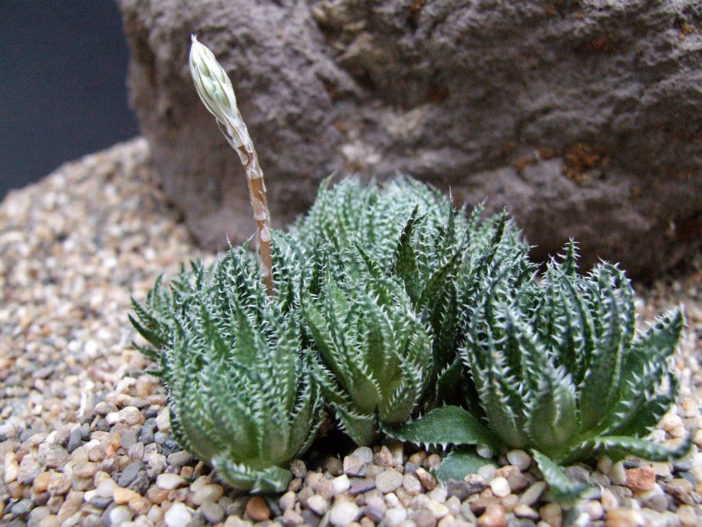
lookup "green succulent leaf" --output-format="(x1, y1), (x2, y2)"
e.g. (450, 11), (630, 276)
(531, 449), (587, 501)
(575, 434), (692, 464)
(434, 447), (487, 483)
(381, 405), (498, 450)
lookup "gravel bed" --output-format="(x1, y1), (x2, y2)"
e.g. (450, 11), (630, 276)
(1, 138), (701, 527)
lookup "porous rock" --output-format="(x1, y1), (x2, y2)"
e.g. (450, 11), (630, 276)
(118, 0), (702, 278)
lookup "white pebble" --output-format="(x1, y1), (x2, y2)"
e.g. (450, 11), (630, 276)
(306, 494), (328, 515)
(96, 478), (116, 498)
(384, 506), (408, 526)
(584, 500), (604, 520)
(506, 449), (531, 471)
(192, 484), (224, 505)
(489, 476), (511, 498)
(109, 505), (133, 526)
(279, 491), (296, 512)
(428, 485), (447, 503)
(156, 473), (186, 490)
(332, 474), (350, 495)
(164, 502), (192, 527)
(426, 500), (449, 519)
(329, 501), (361, 527)
(105, 412), (121, 425)
(156, 408), (170, 431)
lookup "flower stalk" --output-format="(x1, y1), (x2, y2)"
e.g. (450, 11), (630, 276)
(189, 35), (274, 295)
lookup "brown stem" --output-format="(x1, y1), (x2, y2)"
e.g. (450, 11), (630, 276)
(240, 146), (274, 296)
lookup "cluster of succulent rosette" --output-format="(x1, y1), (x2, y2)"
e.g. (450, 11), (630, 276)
(130, 37), (689, 497)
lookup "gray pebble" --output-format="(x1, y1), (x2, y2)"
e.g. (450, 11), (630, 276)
(10, 498), (33, 515)
(138, 429), (154, 444)
(117, 461), (143, 487)
(128, 472), (151, 494)
(507, 519), (536, 527)
(447, 477), (485, 500)
(673, 456), (694, 472)
(300, 509), (321, 527)
(348, 477), (376, 494)
(89, 496), (114, 509)
(67, 427), (83, 453)
(119, 429), (139, 449)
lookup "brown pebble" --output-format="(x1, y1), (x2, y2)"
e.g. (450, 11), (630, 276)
(146, 486), (169, 505)
(477, 504), (506, 527)
(415, 467), (437, 491)
(113, 486), (141, 504)
(624, 466), (656, 492)
(322, 456), (343, 476)
(288, 477), (303, 492)
(33, 471), (51, 493)
(246, 496), (271, 521)
(539, 502), (562, 527)
(605, 507), (644, 527)
(374, 446), (394, 467)
(128, 497), (151, 515)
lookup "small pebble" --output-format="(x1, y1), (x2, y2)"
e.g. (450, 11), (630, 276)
(403, 473), (422, 495)
(384, 506), (408, 526)
(477, 504), (506, 527)
(343, 455), (368, 477)
(415, 467), (438, 490)
(112, 486), (141, 504)
(164, 502), (192, 527)
(519, 481), (546, 506)
(156, 473), (186, 490)
(609, 461), (627, 485)
(199, 501), (225, 524)
(192, 484), (224, 505)
(606, 507), (644, 527)
(477, 464), (497, 482)
(489, 476), (510, 498)
(306, 494), (328, 515)
(352, 446), (374, 463)
(538, 503), (562, 527)
(506, 450), (531, 471)
(376, 469), (403, 493)
(33, 471), (51, 493)
(116, 461), (142, 487)
(4, 453), (20, 483)
(282, 509), (305, 526)
(246, 496), (270, 521)
(329, 500), (361, 526)
(279, 490), (296, 512)
(624, 466), (656, 492)
(109, 505), (134, 525)
(332, 474), (350, 495)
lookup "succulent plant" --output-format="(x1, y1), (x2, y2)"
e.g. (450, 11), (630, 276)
(384, 242), (688, 498)
(292, 177), (532, 407)
(301, 245), (434, 445)
(130, 243), (323, 492)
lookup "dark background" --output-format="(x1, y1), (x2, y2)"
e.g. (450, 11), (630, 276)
(0, 1), (139, 200)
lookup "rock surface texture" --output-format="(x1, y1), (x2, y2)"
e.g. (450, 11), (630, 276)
(118, 0), (702, 278)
